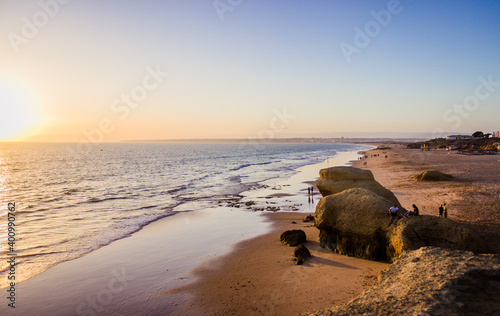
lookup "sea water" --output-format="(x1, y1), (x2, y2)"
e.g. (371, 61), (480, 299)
(0, 142), (369, 288)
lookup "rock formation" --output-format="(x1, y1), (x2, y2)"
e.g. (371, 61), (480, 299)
(280, 229), (306, 246)
(293, 244), (311, 265)
(315, 167), (400, 206)
(302, 247), (500, 316)
(315, 188), (488, 261)
(415, 170), (454, 181)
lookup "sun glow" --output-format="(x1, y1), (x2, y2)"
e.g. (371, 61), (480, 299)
(0, 81), (40, 141)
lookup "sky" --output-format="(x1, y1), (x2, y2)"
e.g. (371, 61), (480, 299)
(1, 0), (500, 142)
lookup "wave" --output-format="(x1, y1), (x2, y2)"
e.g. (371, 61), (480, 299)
(86, 196), (130, 203)
(167, 185), (187, 194)
(230, 161), (273, 171)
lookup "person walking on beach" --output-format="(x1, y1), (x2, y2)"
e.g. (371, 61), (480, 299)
(439, 205), (444, 217)
(307, 187), (311, 196)
(443, 203), (448, 218)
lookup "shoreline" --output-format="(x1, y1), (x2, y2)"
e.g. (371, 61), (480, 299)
(1, 147), (365, 315)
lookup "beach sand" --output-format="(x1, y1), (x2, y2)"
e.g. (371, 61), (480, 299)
(352, 144), (500, 253)
(165, 212), (388, 316)
(167, 144), (500, 315)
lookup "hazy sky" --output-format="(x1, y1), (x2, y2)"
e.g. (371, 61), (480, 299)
(1, 0), (499, 142)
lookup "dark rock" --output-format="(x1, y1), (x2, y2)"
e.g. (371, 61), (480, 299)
(415, 170), (454, 181)
(280, 229), (306, 246)
(315, 166), (400, 205)
(303, 214), (314, 222)
(293, 244), (311, 265)
(303, 247), (500, 316)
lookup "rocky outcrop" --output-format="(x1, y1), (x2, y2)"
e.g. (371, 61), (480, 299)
(415, 170), (454, 181)
(387, 214), (489, 258)
(315, 188), (401, 261)
(303, 215), (314, 222)
(293, 244), (311, 265)
(315, 167), (400, 206)
(302, 247), (500, 316)
(315, 188), (488, 261)
(280, 229), (306, 246)
(408, 138), (500, 152)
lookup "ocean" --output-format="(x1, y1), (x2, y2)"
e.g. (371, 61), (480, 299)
(0, 142), (369, 289)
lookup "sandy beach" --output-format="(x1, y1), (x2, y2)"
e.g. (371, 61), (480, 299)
(4, 144), (498, 315)
(165, 212), (387, 316)
(167, 144), (500, 315)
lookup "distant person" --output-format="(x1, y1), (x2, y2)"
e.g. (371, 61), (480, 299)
(439, 205), (444, 217)
(412, 204), (419, 216)
(389, 204), (399, 219)
(443, 203), (448, 218)
(307, 187), (310, 196)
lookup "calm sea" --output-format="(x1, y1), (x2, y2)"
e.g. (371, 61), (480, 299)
(0, 142), (368, 288)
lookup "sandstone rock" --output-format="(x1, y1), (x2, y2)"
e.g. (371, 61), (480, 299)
(415, 170), (454, 181)
(302, 247), (500, 316)
(293, 244), (311, 265)
(315, 188), (488, 262)
(303, 214), (314, 222)
(280, 229), (306, 246)
(315, 188), (402, 261)
(315, 167), (400, 205)
(387, 215), (490, 258)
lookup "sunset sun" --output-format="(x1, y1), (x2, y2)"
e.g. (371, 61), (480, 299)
(0, 81), (38, 141)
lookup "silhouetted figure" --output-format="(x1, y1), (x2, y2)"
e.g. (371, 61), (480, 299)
(412, 204), (419, 216)
(443, 203), (448, 218)
(403, 204), (419, 217)
(439, 205), (444, 217)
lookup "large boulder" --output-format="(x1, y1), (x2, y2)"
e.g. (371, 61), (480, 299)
(415, 170), (454, 181)
(315, 188), (404, 261)
(315, 167), (400, 206)
(315, 188), (488, 262)
(303, 247), (500, 316)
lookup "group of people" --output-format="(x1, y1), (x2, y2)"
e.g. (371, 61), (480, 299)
(307, 186), (314, 203)
(388, 203), (448, 219)
(389, 204), (419, 219)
